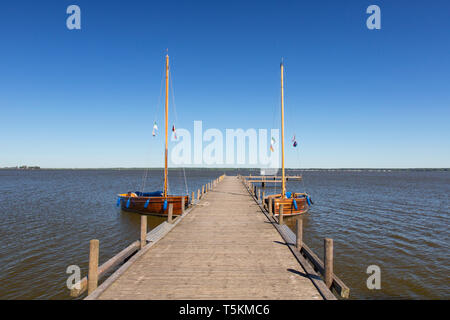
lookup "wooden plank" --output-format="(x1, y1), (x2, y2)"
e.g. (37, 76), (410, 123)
(242, 175), (302, 180)
(324, 238), (333, 288)
(88, 240), (99, 295)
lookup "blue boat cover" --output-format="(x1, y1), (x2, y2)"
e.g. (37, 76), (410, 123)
(133, 191), (163, 197)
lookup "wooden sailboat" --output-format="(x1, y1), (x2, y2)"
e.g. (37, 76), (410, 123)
(117, 55), (188, 216)
(264, 60), (313, 216)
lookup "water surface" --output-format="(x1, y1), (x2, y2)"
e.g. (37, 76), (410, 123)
(0, 169), (448, 299)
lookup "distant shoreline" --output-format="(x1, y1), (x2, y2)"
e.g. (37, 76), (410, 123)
(1, 167), (448, 171)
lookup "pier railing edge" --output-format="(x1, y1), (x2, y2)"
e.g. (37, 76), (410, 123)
(238, 174), (350, 299)
(69, 174), (225, 299)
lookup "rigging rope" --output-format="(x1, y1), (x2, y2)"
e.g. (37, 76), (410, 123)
(139, 57), (166, 193)
(169, 63), (189, 196)
(284, 61), (308, 194)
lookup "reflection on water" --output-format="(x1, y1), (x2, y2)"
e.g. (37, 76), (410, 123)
(0, 169), (448, 299)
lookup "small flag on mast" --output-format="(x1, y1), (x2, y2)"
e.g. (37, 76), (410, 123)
(270, 137), (276, 152)
(172, 125), (177, 140)
(152, 122), (158, 136)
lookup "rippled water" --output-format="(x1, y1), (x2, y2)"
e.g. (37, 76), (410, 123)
(0, 169), (448, 299)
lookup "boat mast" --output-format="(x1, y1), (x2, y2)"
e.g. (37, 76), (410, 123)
(164, 54), (169, 197)
(280, 60), (286, 199)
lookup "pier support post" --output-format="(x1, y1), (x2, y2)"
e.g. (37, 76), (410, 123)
(191, 192), (195, 206)
(168, 204), (174, 224)
(257, 189), (260, 201)
(181, 197), (185, 214)
(269, 197), (273, 216)
(324, 238), (334, 288)
(88, 239), (99, 295)
(197, 189), (200, 201)
(202, 185), (204, 195)
(140, 215), (147, 249)
(279, 206), (284, 225)
(296, 219), (303, 250)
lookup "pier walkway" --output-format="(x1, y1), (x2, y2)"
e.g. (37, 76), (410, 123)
(92, 176), (323, 300)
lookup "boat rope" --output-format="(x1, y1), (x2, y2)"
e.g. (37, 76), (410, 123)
(284, 62), (309, 200)
(169, 64), (189, 196)
(272, 62), (281, 196)
(139, 58), (166, 194)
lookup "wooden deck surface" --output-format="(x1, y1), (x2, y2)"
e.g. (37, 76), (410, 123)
(97, 176), (322, 300)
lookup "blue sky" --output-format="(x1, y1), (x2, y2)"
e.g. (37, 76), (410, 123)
(0, 0), (449, 168)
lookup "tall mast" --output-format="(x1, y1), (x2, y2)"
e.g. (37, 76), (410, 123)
(280, 60), (286, 198)
(164, 54), (169, 197)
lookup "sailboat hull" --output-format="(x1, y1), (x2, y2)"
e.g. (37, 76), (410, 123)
(264, 194), (310, 216)
(119, 195), (189, 216)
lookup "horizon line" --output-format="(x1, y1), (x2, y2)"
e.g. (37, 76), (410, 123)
(2, 167), (448, 170)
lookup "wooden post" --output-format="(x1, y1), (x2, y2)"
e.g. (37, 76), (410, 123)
(191, 191), (195, 205)
(279, 205), (284, 225)
(88, 239), (99, 295)
(257, 189), (260, 201)
(197, 189), (200, 201)
(168, 204), (173, 224)
(181, 197), (185, 214)
(296, 219), (303, 250)
(202, 185), (204, 195)
(269, 197), (273, 215)
(324, 238), (334, 288)
(140, 215), (147, 249)
(262, 190), (265, 202)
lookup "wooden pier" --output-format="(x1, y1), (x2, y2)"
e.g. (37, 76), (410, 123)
(71, 175), (348, 300)
(243, 175), (302, 185)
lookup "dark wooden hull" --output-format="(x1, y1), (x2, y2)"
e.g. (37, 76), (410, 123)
(119, 195), (189, 216)
(264, 194), (310, 216)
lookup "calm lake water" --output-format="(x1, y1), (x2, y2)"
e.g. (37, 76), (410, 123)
(0, 169), (448, 299)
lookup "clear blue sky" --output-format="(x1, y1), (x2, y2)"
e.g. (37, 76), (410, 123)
(1, 0), (449, 168)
